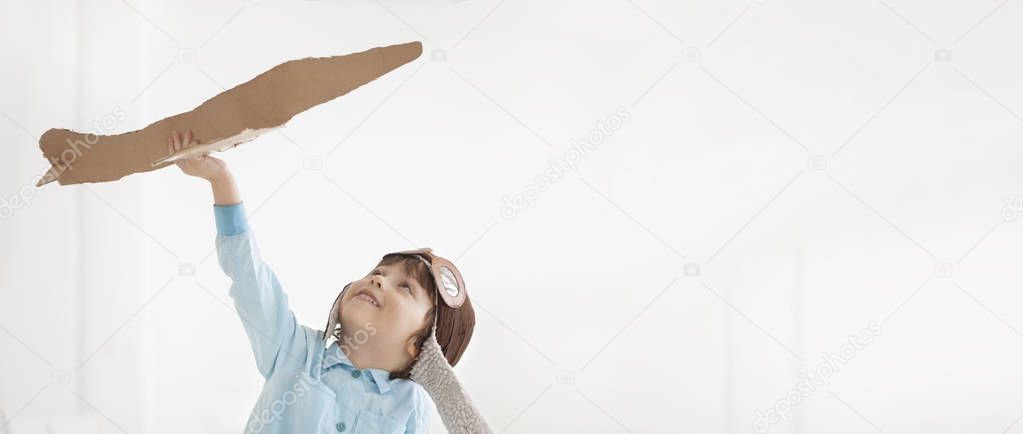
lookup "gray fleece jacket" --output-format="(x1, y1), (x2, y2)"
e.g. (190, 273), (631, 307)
(411, 333), (493, 434)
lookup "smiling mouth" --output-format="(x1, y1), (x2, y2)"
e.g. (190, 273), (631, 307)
(355, 292), (380, 307)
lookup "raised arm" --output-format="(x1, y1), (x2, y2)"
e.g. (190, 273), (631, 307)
(170, 130), (309, 379)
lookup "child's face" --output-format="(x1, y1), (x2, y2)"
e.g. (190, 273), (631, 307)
(339, 262), (435, 360)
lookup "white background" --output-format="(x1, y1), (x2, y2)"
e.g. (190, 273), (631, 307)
(2, 0), (1023, 433)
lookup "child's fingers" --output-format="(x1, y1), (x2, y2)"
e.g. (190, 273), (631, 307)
(184, 129), (193, 147)
(172, 130), (182, 152)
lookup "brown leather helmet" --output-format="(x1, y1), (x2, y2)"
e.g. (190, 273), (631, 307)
(324, 248), (476, 367)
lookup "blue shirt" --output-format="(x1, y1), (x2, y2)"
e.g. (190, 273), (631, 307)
(214, 203), (431, 433)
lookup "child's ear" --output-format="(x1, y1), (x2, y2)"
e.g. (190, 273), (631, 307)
(405, 336), (420, 359)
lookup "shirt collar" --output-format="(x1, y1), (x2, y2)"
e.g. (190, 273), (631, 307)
(323, 342), (395, 394)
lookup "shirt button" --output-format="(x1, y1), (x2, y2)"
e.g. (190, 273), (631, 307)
(351, 370), (362, 379)
(336, 422), (346, 432)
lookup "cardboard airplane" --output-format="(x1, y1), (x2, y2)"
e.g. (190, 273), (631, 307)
(36, 41), (423, 186)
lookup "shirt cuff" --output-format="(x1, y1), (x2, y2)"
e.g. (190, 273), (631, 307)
(214, 202), (249, 236)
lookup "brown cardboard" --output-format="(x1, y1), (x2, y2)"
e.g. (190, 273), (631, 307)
(37, 41), (423, 186)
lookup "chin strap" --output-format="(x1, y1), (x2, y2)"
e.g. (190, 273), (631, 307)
(410, 332), (492, 434)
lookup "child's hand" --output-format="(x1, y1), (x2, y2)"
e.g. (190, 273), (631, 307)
(168, 129), (228, 182)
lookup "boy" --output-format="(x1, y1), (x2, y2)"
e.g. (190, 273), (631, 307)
(168, 129), (490, 433)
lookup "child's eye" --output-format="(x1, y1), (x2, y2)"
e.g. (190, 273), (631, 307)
(402, 284), (413, 295)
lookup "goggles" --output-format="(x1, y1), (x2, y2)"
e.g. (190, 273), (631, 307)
(386, 248), (467, 308)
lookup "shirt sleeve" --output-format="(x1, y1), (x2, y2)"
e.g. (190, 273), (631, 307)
(214, 202), (308, 379)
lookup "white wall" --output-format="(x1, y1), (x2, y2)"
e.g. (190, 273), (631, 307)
(2, 0), (1022, 433)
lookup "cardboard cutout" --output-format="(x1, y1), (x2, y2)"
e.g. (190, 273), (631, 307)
(37, 41), (423, 186)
